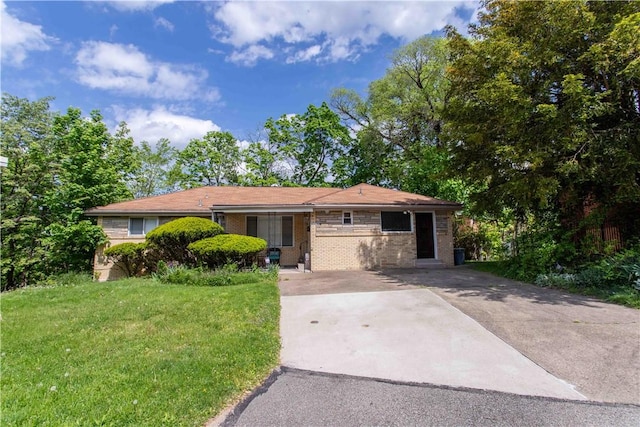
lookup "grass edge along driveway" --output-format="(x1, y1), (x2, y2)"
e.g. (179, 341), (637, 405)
(1, 276), (280, 426)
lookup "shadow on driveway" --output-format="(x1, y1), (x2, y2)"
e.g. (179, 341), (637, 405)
(378, 266), (608, 307)
(378, 266), (640, 405)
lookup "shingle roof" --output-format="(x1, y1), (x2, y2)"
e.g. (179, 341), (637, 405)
(85, 184), (462, 216)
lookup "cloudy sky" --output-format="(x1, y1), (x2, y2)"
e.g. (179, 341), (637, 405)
(1, 1), (479, 147)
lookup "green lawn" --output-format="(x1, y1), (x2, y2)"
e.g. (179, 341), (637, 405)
(1, 276), (280, 426)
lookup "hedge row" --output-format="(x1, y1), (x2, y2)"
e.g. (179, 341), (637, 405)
(104, 217), (267, 277)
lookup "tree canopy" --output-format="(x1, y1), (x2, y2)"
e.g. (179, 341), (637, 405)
(444, 0), (640, 246)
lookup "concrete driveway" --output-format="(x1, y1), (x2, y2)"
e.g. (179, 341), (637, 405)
(278, 268), (640, 404)
(279, 270), (585, 400)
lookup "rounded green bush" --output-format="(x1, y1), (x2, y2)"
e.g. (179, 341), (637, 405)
(145, 217), (224, 265)
(104, 242), (147, 277)
(188, 234), (267, 268)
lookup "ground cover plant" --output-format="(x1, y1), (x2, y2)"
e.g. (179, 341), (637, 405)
(471, 247), (640, 309)
(1, 273), (280, 426)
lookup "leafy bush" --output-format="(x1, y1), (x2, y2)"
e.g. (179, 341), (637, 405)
(145, 217), (223, 266)
(104, 242), (147, 277)
(534, 273), (578, 288)
(188, 234), (267, 268)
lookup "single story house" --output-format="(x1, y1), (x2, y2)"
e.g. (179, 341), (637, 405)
(85, 183), (462, 281)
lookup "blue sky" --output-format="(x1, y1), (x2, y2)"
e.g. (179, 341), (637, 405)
(1, 1), (479, 147)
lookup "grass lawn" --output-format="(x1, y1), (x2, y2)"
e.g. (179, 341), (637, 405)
(1, 276), (280, 426)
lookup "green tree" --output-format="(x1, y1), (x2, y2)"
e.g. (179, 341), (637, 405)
(444, 0), (640, 248)
(240, 138), (287, 186)
(331, 37), (464, 199)
(129, 138), (178, 198)
(1, 94), (55, 289)
(265, 102), (352, 187)
(1, 97), (132, 288)
(44, 107), (132, 272)
(175, 131), (241, 188)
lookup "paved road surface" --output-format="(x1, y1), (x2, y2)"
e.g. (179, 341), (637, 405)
(224, 368), (640, 427)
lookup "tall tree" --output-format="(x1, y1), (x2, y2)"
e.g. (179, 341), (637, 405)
(331, 37), (463, 198)
(444, 0), (640, 245)
(266, 102), (352, 187)
(1, 94), (55, 289)
(240, 136), (287, 187)
(129, 138), (178, 198)
(174, 131), (241, 188)
(45, 108), (132, 272)
(1, 97), (134, 288)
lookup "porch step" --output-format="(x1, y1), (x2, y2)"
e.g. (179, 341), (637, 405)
(415, 259), (446, 269)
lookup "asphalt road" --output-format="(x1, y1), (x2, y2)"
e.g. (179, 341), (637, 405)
(223, 368), (640, 427)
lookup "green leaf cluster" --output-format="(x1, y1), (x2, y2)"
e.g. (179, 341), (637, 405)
(1, 95), (133, 290)
(103, 242), (147, 277)
(145, 217), (224, 265)
(444, 0), (640, 248)
(188, 234), (267, 268)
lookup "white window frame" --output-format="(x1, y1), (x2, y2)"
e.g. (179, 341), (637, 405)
(342, 211), (353, 225)
(246, 215), (294, 248)
(129, 217), (158, 236)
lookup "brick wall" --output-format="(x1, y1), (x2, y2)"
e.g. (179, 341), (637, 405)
(436, 212), (454, 267)
(310, 209), (456, 270)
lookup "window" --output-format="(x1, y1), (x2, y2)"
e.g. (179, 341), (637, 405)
(213, 212), (226, 230)
(342, 211), (353, 225)
(129, 217), (158, 236)
(381, 211), (411, 232)
(246, 215), (294, 247)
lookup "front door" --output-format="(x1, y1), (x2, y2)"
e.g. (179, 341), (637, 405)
(415, 212), (435, 259)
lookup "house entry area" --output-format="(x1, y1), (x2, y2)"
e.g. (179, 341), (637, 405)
(415, 212), (436, 259)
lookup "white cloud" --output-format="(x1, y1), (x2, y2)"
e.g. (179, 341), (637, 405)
(210, 1), (478, 64)
(226, 44), (274, 67)
(286, 44), (322, 64)
(104, 1), (174, 12)
(75, 41), (220, 101)
(109, 24), (119, 38)
(112, 105), (221, 147)
(0, 1), (56, 67)
(154, 16), (174, 32)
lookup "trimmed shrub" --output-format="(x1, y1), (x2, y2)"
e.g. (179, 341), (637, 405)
(104, 242), (147, 277)
(189, 234), (267, 268)
(145, 217), (223, 265)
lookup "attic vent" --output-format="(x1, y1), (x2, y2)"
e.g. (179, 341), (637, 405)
(358, 188), (363, 195)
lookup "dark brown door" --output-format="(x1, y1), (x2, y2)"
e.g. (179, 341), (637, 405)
(415, 212), (435, 259)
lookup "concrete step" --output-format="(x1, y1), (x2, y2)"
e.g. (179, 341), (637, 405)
(415, 258), (446, 269)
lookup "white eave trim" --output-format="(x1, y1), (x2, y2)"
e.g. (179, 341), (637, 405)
(85, 211), (211, 216)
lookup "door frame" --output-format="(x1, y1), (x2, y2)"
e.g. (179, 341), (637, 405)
(414, 211), (438, 260)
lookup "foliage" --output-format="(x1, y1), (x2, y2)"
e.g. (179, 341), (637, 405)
(128, 138), (179, 198)
(189, 234), (267, 268)
(145, 217), (224, 265)
(1, 94), (56, 289)
(474, 246), (640, 308)
(331, 36), (466, 202)
(454, 218), (503, 261)
(173, 131), (241, 188)
(153, 264), (274, 287)
(1, 276), (280, 425)
(444, 0), (640, 240)
(239, 136), (288, 186)
(265, 102), (352, 186)
(104, 242), (148, 277)
(1, 95), (132, 290)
